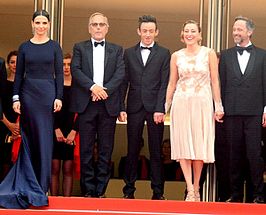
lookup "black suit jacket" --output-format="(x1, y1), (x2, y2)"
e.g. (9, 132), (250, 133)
(120, 43), (170, 113)
(219, 45), (266, 115)
(69, 40), (125, 116)
(0, 57), (7, 120)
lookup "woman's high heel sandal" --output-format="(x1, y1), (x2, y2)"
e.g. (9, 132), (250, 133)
(194, 190), (200, 202)
(185, 189), (195, 201)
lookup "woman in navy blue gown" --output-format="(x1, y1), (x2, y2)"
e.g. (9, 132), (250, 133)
(0, 10), (63, 209)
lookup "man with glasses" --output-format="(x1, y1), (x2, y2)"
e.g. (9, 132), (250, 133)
(70, 12), (125, 198)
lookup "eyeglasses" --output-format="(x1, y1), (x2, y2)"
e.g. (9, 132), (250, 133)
(90, 23), (107, 28)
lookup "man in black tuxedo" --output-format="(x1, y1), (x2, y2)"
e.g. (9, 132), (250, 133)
(219, 16), (266, 203)
(0, 57), (7, 120)
(119, 15), (170, 200)
(69, 12), (125, 198)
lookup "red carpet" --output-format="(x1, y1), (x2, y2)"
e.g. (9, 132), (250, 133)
(0, 197), (265, 215)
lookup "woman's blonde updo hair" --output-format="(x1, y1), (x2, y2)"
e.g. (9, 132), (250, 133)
(180, 20), (202, 45)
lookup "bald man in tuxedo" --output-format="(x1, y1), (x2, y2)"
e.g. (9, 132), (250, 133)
(70, 12), (125, 198)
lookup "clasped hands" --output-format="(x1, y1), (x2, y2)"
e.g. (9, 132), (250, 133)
(55, 128), (76, 145)
(91, 85), (108, 101)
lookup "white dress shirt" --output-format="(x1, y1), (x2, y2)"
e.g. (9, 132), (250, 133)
(140, 42), (154, 66)
(237, 41), (252, 74)
(91, 38), (105, 87)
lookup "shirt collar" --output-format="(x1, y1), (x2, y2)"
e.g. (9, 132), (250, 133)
(91, 38), (106, 46)
(236, 41), (252, 47)
(140, 41), (154, 48)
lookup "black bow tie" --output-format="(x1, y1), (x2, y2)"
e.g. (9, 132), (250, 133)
(94, 41), (104, 47)
(141, 46), (152, 51)
(236, 45), (253, 55)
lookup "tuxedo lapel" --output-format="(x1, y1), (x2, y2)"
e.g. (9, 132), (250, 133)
(103, 42), (113, 82)
(145, 43), (158, 67)
(241, 48), (256, 81)
(231, 49), (243, 79)
(135, 45), (144, 67)
(104, 42), (112, 69)
(86, 40), (93, 76)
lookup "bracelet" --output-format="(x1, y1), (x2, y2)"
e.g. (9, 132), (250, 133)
(12, 95), (19, 103)
(165, 102), (171, 113)
(214, 101), (224, 113)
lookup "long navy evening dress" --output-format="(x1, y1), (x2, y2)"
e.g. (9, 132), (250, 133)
(0, 39), (63, 209)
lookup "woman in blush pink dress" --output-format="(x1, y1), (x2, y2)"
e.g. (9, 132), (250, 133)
(165, 20), (224, 201)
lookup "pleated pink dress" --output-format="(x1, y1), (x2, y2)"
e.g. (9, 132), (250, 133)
(170, 46), (215, 163)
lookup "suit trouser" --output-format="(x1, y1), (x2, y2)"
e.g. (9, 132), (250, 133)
(224, 115), (264, 199)
(215, 122), (231, 201)
(79, 101), (116, 196)
(123, 108), (164, 196)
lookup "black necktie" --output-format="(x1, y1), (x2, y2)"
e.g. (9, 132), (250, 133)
(94, 41), (104, 47)
(236, 45), (253, 55)
(141, 46), (152, 51)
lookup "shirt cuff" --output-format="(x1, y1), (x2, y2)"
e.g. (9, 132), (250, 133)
(12, 95), (19, 102)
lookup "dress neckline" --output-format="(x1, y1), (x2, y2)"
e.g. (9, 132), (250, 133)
(29, 38), (50, 45)
(183, 46), (203, 58)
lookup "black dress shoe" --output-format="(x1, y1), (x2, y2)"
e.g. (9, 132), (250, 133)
(152, 194), (166, 200)
(226, 196), (242, 203)
(253, 196), (264, 204)
(123, 194), (135, 199)
(97, 194), (106, 198)
(84, 193), (94, 198)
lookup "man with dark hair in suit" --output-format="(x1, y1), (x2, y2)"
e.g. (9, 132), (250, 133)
(219, 15), (266, 203)
(69, 12), (125, 198)
(0, 57), (7, 120)
(119, 15), (170, 200)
